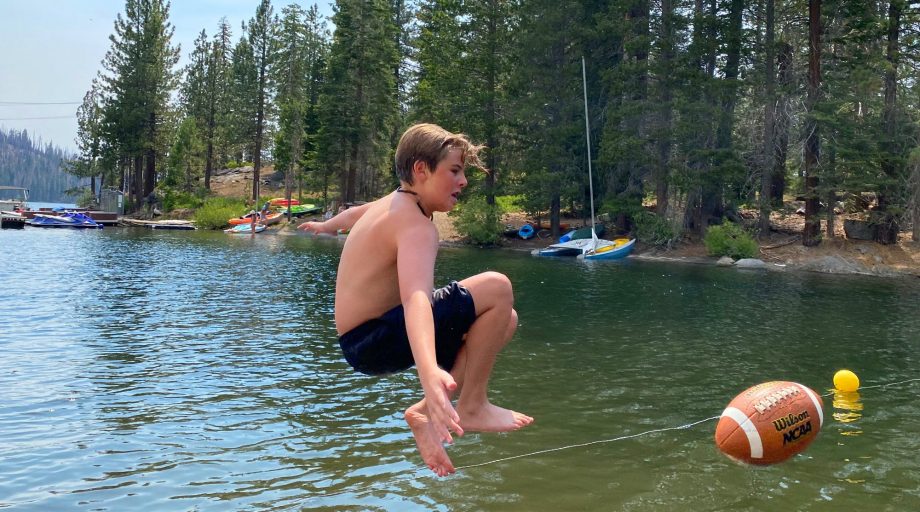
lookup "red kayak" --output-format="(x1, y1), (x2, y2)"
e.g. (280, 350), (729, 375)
(269, 198), (300, 206)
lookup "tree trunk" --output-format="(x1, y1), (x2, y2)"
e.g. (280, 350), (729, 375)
(655, 0), (674, 217)
(346, 144), (358, 203)
(252, 49), (268, 202)
(803, 0), (822, 247)
(826, 143), (836, 239)
(133, 155), (143, 213)
(759, 0), (776, 234)
(688, 0), (728, 235)
(145, 148), (156, 198)
(252, 106), (264, 202)
(484, 1), (498, 207)
(912, 160), (920, 241)
(772, 42), (793, 207)
(875, 0), (903, 245)
(205, 139), (214, 190)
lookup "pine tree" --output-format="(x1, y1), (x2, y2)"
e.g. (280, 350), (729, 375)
(507, 0), (586, 234)
(229, 36), (259, 164)
(319, 0), (399, 202)
(65, 80), (107, 201)
(98, 0), (179, 211)
(246, 0), (276, 201)
(412, 0), (465, 127)
(598, 0), (653, 233)
(462, 0), (515, 205)
(166, 117), (204, 192)
(274, 4), (310, 215)
(209, 18), (235, 177)
(179, 19), (233, 191)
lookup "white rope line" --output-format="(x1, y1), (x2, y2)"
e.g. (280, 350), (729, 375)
(456, 415), (720, 470)
(303, 377), (919, 503)
(304, 415), (719, 503)
(819, 377), (920, 398)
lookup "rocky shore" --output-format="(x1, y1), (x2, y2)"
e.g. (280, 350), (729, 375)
(431, 211), (920, 279)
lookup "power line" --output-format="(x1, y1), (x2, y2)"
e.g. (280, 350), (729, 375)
(0, 115), (76, 121)
(0, 101), (81, 105)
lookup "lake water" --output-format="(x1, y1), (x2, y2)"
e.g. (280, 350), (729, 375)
(2, 227), (919, 511)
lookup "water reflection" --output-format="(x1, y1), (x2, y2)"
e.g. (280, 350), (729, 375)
(832, 390), (863, 436)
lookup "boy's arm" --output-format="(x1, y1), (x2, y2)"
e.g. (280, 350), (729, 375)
(397, 222), (463, 443)
(297, 201), (374, 234)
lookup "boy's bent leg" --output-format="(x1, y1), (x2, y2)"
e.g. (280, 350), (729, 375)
(405, 399), (455, 477)
(453, 272), (533, 433)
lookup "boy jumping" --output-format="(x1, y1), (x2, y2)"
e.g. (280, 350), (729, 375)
(298, 123), (532, 476)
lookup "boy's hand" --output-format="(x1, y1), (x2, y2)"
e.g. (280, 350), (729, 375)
(297, 221), (325, 234)
(420, 367), (463, 443)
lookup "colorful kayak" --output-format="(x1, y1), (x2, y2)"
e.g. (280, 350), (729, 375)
(278, 204), (322, 216)
(228, 211), (284, 226)
(228, 213), (259, 225)
(518, 224), (535, 240)
(269, 198), (300, 206)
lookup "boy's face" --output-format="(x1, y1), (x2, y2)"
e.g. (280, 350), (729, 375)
(425, 148), (467, 211)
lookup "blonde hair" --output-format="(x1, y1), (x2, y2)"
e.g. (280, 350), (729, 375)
(394, 123), (486, 184)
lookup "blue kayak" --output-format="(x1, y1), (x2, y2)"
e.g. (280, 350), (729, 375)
(518, 223), (535, 240)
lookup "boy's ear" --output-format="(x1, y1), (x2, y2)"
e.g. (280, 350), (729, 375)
(412, 159), (430, 182)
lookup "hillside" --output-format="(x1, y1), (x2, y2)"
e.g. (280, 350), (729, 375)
(0, 129), (83, 202)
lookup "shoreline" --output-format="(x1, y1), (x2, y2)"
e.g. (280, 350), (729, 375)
(426, 212), (919, 280)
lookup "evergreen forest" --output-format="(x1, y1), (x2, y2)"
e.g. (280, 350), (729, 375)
(0, 129), (83, 202)
(68, 0), (920, 244)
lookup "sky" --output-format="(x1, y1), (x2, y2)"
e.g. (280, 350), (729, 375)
(0, 1), (334, 153)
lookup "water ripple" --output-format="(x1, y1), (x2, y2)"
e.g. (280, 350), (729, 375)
(1, 229), (918, 510)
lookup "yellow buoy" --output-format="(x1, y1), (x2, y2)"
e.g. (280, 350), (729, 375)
(834, 369), (860, 392)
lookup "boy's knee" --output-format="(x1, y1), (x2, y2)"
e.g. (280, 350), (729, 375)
(482, 271), (513, 300)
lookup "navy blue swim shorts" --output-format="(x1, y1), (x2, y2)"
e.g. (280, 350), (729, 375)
(338, 281), (477, 376)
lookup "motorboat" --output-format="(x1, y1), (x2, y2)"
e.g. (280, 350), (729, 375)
(27, 211), (103, 229)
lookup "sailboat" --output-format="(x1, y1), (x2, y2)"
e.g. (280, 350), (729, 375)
(536, 57), (635, 260)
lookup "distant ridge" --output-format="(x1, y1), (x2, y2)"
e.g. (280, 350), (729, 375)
(0, 128), (83, 202)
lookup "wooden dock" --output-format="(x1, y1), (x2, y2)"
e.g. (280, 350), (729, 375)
(120, 218), (196, 230)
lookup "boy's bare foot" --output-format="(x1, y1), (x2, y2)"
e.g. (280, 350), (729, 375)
(457, 402), (534, 433)
(404, 403), (455, 477)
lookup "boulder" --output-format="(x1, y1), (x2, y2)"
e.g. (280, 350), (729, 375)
(844, 219), (875, 241)
(798, 255), (868, 275)
(716, 256), (735, 267)
(735, 258), (767, 269)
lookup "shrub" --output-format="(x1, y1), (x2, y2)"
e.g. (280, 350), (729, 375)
(194, 196), (248, 230)
(451, 196), (504, 245)
(73, 188), (96, 209)
(633, 210), (679, 248)
(704, 221), (759, 259)
(496, 194), (523, 214)
(161, 188), (205, 212)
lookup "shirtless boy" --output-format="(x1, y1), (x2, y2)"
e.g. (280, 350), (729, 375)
(298, 123), (533, 476)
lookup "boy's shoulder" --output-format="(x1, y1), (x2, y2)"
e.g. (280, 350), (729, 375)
(376, 193), (438, 243)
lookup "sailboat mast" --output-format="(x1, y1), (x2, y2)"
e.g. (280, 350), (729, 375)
(582, 56), (597, 243)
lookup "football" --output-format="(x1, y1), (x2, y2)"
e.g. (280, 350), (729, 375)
(715, 381), (824, 465)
